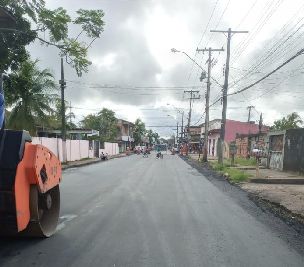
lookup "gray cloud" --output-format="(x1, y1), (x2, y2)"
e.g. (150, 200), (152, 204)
(25, 0), (304, 135)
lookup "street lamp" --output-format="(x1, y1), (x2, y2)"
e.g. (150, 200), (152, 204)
(171, 48), (207, 75)
(166, 104), (185, 142)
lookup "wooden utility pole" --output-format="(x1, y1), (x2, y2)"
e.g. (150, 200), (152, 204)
(247, 105), (255, 122)
(196, 47), (224, 162)
(181, 111), (184, 139)
(211, 28), (248, 164)
(184, 90), (200, 139)
(59, 58), (67, 162)
(184, 90), (200, 155)
(176, 122), (179, 146)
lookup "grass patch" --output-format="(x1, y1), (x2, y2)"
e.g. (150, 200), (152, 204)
(209, 161), (250, 183)
(234, 157), (257, 166)
(225, 168), (250, 182)
(211, 162), (230, 171)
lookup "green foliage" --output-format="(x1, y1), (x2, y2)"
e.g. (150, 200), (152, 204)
(271, 112), (303, 131)
(3, 59), (57, 134)
(146, 129), (160, 145)
(210, 162), (230, 171)
(0, 1), (37, 72)
(210, 162), (250, 183)
(225, 168), (249, 183)
(133, 118), (146, 145)
(235, 157), (257, 166)
(75, 9), (105, 38)
(38, 7), (71, 42)
(0, 1), (105, 75)
(80, 108), (118, 142)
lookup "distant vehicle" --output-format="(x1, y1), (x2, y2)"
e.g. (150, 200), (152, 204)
(156, 151), (163, 159)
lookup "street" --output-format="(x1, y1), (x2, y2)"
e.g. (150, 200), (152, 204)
(0, 153), (303, 267)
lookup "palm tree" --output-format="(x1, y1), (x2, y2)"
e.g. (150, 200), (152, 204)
(4, 59), (57, 135)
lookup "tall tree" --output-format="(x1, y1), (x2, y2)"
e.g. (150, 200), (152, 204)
(271, 112), (303, 131)
(146, 129), (160, 145)
(152, 131), (160, 144)
(133, 118), (146, 145)
(4, 59), (56, 134)
(0, 1), (105, 76)
(80, 108), (118, 142)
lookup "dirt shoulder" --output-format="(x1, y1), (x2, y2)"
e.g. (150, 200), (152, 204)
(241, 183), (304, 217)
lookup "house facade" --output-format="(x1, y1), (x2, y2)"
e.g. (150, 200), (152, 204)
(235, 132), (268, 158)
(185, 126), (202, 152)
(201, 119), (269, 158)
(116, 119), (134, 152)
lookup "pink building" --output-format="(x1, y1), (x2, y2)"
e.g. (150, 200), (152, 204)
(201, 119), (269, 158)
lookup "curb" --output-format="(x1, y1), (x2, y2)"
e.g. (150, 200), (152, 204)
(62, 154), (128, 170)
(250, 178), (304, 185)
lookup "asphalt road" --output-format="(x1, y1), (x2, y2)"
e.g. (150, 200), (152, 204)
(0, 153), (303, 267)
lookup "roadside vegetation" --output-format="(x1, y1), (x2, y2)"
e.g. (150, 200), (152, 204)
(234, 157), (257, 166)
(209, 161), (251, 183)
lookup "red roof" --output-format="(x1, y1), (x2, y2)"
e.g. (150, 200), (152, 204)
(225, 119), (269, 142)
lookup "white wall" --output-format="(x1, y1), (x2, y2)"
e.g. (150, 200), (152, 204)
(32, 137), (94, 162)
(99, 142), (119, 156)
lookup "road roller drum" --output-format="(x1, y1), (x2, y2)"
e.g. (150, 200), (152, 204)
(0, 129), (62, 237)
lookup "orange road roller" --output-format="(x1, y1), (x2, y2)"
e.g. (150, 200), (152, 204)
(0, 130), (62, 237)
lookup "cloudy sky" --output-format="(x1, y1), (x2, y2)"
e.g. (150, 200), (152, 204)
(28, 0), (304, 137)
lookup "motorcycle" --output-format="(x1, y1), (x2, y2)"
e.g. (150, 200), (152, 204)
(156, 151), (163, 159)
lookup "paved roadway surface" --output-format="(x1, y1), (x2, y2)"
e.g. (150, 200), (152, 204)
(0, 153), (304, 267)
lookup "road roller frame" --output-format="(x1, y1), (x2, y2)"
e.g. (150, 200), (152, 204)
(0, 130), (62, 237)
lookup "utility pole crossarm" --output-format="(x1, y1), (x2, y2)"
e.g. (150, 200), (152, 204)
(196, 48), (224, 53)
(184, 90), (200, 93)
(210, 30), (248, 33)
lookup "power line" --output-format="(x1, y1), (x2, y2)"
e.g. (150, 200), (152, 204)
(67, 80), (202, 90)
(191, 0), (231, 84)
(187, 0), (220, 81)
(228, 47), (304, 97)
(229, 2), (304, 87)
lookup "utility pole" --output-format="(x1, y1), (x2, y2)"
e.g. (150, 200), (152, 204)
(184, 90), (200, 139)
(259, 113), (263, 134)
(69, 101), (72, 126)
(211, 28), (248, 164)
(247, 105), (255, 122)
(196, 47), (224, 162)
(176, 122), (179, 146)
(59, 58), (67, 162)
(181, 111), (184, 139)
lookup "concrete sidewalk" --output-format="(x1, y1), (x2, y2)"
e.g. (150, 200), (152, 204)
(246, 168), (304, 184)
(62, 153), (128, 170)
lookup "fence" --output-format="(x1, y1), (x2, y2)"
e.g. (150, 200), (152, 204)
(99, 142), (119, 156)
(32, 137), (94, 162)
(32, 137), (120, 162)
